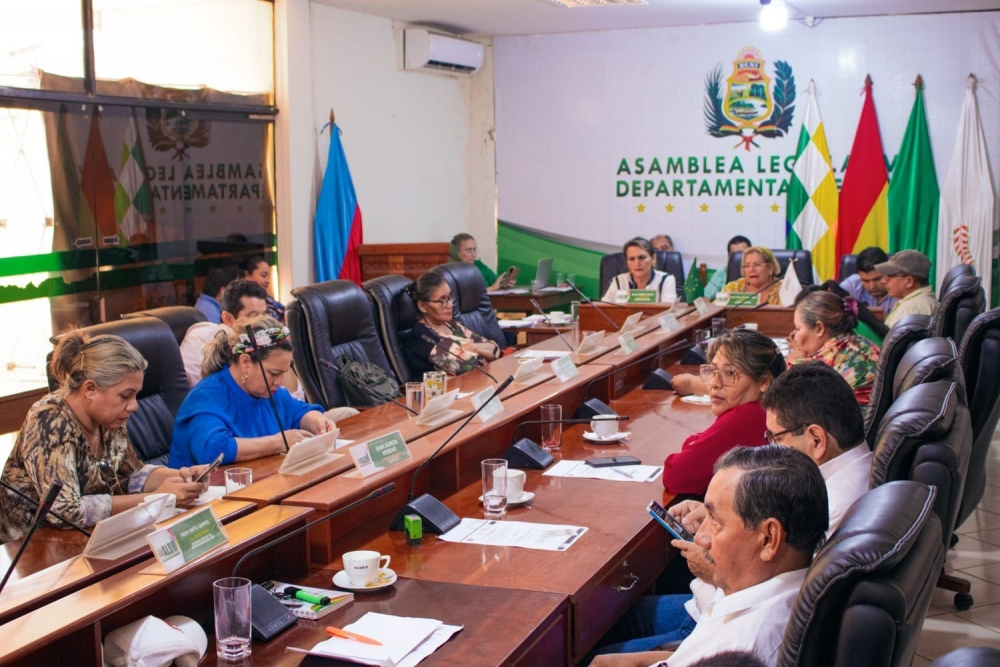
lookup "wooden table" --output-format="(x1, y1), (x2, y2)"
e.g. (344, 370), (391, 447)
(577, 302), (692, 332)
(489, 288), (576, 315)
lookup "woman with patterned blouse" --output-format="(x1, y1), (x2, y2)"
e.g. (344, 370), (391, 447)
(403, 272), (501, 376)
(721, 246), (783, 305)
(0, 332), (209, 543)
(786, 291), (880, 404)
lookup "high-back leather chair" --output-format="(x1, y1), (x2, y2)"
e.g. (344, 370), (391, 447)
(431, 263), (506, 348)
(122, 306), (207, 346)
(953, 308), (1000, 535)
(286, 280), (396, 408)
(598, 251), (685, 300)
(727, 249), (814, 285)
(863, 314), (932, 446)
(364, 274), (422, 384)
(891, 337), (961, 400)
(838, 253), (859, 281)
(931, 273), (985, 345)
(938, 263), (975, 299)
(777, 481), (944, 667)
(47, 318), (190, 465)
(869, 380), (974, 609)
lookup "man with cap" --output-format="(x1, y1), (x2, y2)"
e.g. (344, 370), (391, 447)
(876, 249), (938, 328)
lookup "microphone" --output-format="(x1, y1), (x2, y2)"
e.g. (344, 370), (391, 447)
(244, 324), (289, 454)
(529, 298), (575, 352)
(318, 358), (418, 416)
(727, 278), (780, 307)
(565, 280), (624, 332)
(0, 481), (64, 594)
(419, 334), (497, 383)
(0, 479), (90, 537)
(390, 375), (515, 535)
(504, 417), (629, 470)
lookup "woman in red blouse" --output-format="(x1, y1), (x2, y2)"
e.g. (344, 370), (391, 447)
(662, 329), (786, 495)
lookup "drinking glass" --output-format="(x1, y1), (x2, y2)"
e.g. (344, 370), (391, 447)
(405, 382), (424, 413)
(423, 371), (447, 401)
(711, 317), (727, 338)
(224, 468), (252, 494)
(694, 327), (711, 354)
(214, 577), (252, 660)
(555, 272), (565, 286)
(571, 300), (580, 322)
(540, 404), (562, 452)
(567, 274), (576, 287)
(481, 459), (508, 519)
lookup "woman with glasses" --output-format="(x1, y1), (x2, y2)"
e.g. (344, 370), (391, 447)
(168, 315), (333, 468)
(0, 331), (209, 543)
(403, 272), (501, 376)
(721, 246), (782, 305)
(602, 237), (676, 304)
(662, 329), (786, 496)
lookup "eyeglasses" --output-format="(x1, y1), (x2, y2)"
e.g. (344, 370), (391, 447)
(426, 295), (453, 306)
(764, 424), (808, 444)
(699, 364), (742, 387)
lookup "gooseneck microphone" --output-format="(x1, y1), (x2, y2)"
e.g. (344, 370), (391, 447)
(509, 417), (629, 444)
(318, 358), (418, 416)
(0, 479), (90, 537)
(529, 298), (575, 352)
(419, 334), (497, 383)
(244, 324), (289, 454)
(390, 375), (515, 534)
(0, 481), (64, 594)
(565, 280), (628, 332)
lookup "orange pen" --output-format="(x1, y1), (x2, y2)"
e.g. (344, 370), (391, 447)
(326, 626), (383, 646)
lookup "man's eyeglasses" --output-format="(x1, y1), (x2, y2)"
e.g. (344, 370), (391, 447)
(764, 424), (808, 444)
(427, 295), (454, 306)
(699, 364), (742, 387)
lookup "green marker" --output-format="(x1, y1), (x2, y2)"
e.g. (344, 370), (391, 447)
(404, 513), (422, 546)
(283, 586), (330, 606)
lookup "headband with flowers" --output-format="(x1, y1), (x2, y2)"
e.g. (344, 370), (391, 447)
(232, 326), (290, 356)
(843, 297), (859, 317)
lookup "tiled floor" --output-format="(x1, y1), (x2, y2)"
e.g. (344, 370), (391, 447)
(914, 428), (1000, 662)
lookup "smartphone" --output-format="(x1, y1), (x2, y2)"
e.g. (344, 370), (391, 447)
(504, 266), (519, 286)
(195, 453), (225, 483)
(586, 455), (642, 468)
(647, 500), (695, 542)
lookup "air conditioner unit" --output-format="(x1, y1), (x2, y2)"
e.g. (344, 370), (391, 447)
(404, 29), (483, 75)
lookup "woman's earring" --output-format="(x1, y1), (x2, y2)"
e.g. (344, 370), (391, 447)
(87, 395), (93, 403)
(242, 374), (248, 387)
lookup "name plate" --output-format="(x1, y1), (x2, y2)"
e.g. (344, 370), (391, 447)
(618, 332), (639, 355)
(658, 313), (680, 333)
(627, 290), (657, 304)
(621, 312), (643, 331)
(471, 386), (505, 423)
(693, 296), (711, 314)
(576, 330), (605, 356)
(513, 356), (543, 382)
(147, 506), (229, 574)
(551, 355), (579, 383)
(349, 430), (412, 478)
(727, 292), (761, 307)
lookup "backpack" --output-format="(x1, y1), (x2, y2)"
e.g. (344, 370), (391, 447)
(335, 355), (400, 407)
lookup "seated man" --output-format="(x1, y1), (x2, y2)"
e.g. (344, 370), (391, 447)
(703, 235), (751, 301)
(651, 234), (674, 253)
(194, 263), (241, 324)
(838, 246), (897, 313)
(593, 445), (828, 666)
(876, 250), (938, 327)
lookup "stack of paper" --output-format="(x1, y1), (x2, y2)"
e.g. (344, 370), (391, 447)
(543, 460), (663, 483)
(289, 612), (462, 667)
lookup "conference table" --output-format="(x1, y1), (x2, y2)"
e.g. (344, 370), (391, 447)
(488, 287), (577, 315)
(0, 301), (771, 666)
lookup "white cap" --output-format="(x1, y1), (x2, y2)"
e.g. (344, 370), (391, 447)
(103, 615), (206, 667)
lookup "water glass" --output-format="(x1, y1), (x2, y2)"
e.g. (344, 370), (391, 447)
(423, 371), (447, 401)
(571, 300), (580, 322)
(556, 272), (565, 286)
(540, 404), (562, 452)
(694, 327), (711, 353)
(224, 468), (252, 494)
(214, 577), (252, 660)
(405, 382), (424, 413)
(567, 274), (576, 287)
(482, 459), (508, 519)
(711, 316), (727, 338)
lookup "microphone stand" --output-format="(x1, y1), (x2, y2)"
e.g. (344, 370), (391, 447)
(0, 479), (90, 537)
(530, 298), (575, 352)
(419, 334), (498, 383)
(565, 280), (625, 332)
(0, 481), (63, 594)
(244, 325), (289, 454)
(318, 358), (418, 416)
(504, 417), (626, 470)
(390, 375), (515, 534)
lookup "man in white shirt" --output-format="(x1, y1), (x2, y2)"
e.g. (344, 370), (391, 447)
(592, 446), (828, 667)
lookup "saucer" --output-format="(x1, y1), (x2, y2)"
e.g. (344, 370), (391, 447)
(583, 430), (632, 444)
(332, 568), (397, 592)
(479, 491), (535, 506)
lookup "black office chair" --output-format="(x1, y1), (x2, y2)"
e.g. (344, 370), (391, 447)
(727, 249), (814, 285)
(431, 262), (506, 348)
(863, 314), (932, 447)
(286, 280), (396, 408)
(869, 380), (974, 610)
(938, 263), (976, 300)
(890, 337), (962, 400)
(122, 306), (207, 346)
(931, 274), (985, 345)
(838, 254), (860, 281)
(598, 251), (685, 300)
(777, 481), (944, 667)
(364, 274), (422, 384)
(931, 647), (1000, 666)
(47, 318), (190, 465)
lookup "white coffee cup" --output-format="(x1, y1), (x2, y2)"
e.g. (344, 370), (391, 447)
(591, 415), (620, 438)
(505, 469), (526, 501)
(549, 311), (567, 324)
(343, 550), (391, 586)
(144, 492), (177, 522)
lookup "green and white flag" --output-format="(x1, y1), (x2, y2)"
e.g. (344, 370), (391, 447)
(113, 113), (155, 245)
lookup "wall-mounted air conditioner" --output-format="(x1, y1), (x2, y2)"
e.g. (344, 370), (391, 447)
(404, 29), (483, 75)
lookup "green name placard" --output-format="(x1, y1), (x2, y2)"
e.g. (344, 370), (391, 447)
(146, 507), (229, 573)
(727, 292), (761, 307)
(628, 290), (657, 304)
(349, 430), (412, 477)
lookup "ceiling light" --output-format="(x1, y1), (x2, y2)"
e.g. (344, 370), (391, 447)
(760, 0), (789, 31)
(542, 0), (647, 8)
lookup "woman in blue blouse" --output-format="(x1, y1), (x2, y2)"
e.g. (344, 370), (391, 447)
(168, 316), (335, 467)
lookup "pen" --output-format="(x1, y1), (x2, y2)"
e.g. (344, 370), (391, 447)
(326, 626), (383, 646)
(609, 467), (635, 480)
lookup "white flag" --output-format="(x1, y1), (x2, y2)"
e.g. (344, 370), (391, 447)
(936, 75), (996, 303)
(779, 259), (803, 306)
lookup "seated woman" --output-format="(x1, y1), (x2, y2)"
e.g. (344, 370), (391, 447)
(241, 255), (285, 322)
(786, 291), (880, 404)
(602, 237), (676, 304)
(451, 233), (514, 291)
(662, 329), (785, 496)
(168, 316), (335, 467)
(0, 332), (208, 543)
(721, 245), (782, 305)
(403, 272), (501, 376)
